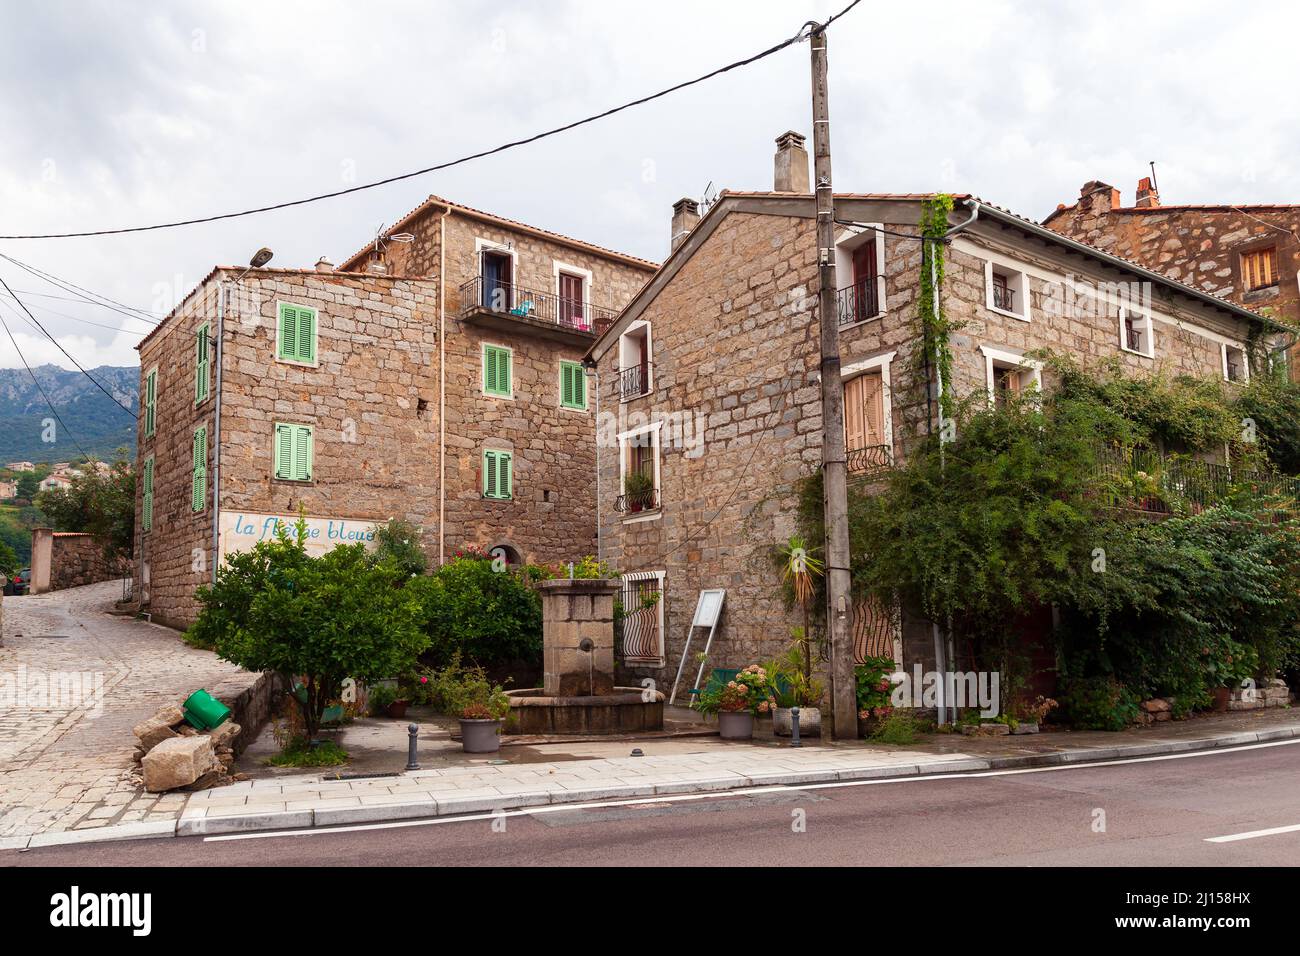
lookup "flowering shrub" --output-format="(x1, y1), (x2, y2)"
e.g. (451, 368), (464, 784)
(855, 655), (896, 721)
(697, 664), (775, 716)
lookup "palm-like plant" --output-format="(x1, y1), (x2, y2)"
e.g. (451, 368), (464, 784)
(779, 536), (824, 685)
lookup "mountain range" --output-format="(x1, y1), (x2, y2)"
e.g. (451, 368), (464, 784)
(0, 364), (138, 464)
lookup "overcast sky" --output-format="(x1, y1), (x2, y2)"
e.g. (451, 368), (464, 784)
(1, 0), (1297, 371)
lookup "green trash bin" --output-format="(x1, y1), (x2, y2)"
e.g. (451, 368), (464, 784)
(182, 689), (231, 730)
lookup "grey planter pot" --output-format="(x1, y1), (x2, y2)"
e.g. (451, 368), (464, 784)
(717, 711), (754, 740)
(460, 718), (503, 753)
(773, 706), (822, 737)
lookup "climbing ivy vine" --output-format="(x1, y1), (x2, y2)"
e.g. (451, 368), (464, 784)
(918, 194), (956, 418)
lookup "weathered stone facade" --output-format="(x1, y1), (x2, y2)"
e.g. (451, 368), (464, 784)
(137, 199), (655, 629)
(1044, 180), (1300, 368)
(590, 181), (1282, 701)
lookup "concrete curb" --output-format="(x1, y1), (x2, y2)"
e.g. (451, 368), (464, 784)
(6, 724), (1298, 849)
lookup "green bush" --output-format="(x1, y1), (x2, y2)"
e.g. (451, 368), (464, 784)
(1059, 676), (1141, 731)
(370, 518), (428, 577)
(408, 554), (542, 668)
(194, 519), (428, 739)
(871, 711), (922, 745)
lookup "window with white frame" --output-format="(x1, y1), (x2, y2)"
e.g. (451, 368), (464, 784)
(618, 321), (653, 401)
(1223, 343), (1249, 383)
(834, 225), (886, 326)
(980, 345), (1042, 407)
(985, 261), (1029, 321)
(554, 261), (592, 330)
(620, 570), (666, 665)
(617, 422), (660, 516)
(1119, 307), (1154, 358)
(841, 351), (896, 474)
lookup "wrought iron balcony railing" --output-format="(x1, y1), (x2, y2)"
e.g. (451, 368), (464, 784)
(837, 278), (879, 326)
(992, 284), (1015, 311)
(619, 364), (651, 400)
(1125, 327), (1144, 352)
(847, 443), (893, 478)
(615, 487), (660, 513)
(459, 276), (618, 335)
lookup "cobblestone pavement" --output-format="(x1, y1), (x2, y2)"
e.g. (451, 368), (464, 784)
(0, 582), (254, 839)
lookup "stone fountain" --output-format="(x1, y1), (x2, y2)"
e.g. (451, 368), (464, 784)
(506, 578), (664, 734)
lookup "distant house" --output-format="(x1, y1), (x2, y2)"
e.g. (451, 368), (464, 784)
(38, 473), (73, 492)
(0, 480), (16, 500)
(4, 461), (34, 472)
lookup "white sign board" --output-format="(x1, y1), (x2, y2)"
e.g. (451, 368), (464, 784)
(691, 589), (725, 628)
(218, 511), (381, 562)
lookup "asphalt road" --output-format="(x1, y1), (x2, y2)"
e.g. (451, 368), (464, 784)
(5, 742), (1300, 866)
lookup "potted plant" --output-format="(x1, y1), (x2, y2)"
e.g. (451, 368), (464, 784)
(449, 674), (512, 753)
(697, 664), (774, 740)
(623, 470), (654, 513)
(768, 636), (826, 737)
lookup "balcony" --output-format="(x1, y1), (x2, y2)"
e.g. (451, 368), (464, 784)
(615, 487), (660, 514)
(837, 278), (879, 327)
(458, 276), (619, 345)
(619, 364), (651, 400)
(847, 443), (893, 480)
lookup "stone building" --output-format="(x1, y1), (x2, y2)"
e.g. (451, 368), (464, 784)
(135, 198), (656, 628)
(1044, 179), (1300, 369)
(586, 132), (1288, 718)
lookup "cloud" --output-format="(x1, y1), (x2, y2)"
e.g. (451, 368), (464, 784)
(0, 0), (1297, 372)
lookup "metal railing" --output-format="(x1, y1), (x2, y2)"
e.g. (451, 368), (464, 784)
(992, 284), (1015, 311)
(459, 276), (618, 335)
(615, 487), (660, 513)
(619, 364), (651, 400)
(1125, 327), (1144, 352)
(837, 278), (879, 326)
(847, 443), (893, 478)
(617, 576), (663, 664)
(1092, 445), (1300, 517)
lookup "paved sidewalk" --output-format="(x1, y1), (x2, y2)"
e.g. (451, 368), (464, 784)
(0, 582), (258, 841)
(7, 707), (1298, 849)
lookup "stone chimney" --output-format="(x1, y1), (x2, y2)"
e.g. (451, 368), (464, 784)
(774, 130), (810, 193)
(671, 198), (700, 253)
(1135, 176), (1160, 209)
(1080, 180), (1121, 216)
(314, 256), (334, 273)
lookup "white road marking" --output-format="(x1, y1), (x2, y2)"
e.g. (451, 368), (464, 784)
(203, 736), (1300, 843)
(1205, 823), (1300, 844)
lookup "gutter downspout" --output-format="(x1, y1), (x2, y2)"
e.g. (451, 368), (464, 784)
(211, 278), (226, 583)
(438, 207), (448, 565)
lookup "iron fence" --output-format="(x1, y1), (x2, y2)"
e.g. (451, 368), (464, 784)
(459, 276), (618, 334)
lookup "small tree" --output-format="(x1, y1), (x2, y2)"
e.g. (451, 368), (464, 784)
(35, 459), (134, 568)
(195, 520), (428, 740)
(371, 518), (429, 576)
(776, 535), (824, 685)
(408, 552), (542, 668)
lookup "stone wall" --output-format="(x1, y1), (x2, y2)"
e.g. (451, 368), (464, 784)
(31, 531), (125, 593)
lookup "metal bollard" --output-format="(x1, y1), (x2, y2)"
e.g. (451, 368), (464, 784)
(406, 723), (420, 771)
(790, 707), (802, 747)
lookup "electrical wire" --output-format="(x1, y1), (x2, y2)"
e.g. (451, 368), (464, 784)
(0, 253), (160, 322)
(0, 292), (156, 333)
(0, 1), (864, 241)
(0, 306), (97, 463)
(0, 275), (138, 419)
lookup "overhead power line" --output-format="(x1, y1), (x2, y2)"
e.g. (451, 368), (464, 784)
(0, 0), (864, 241)
(0, 253), (160, 321)
(0, 290), (153, 334)
(0, 275), (138, 420)
(0, 307), (97, 462)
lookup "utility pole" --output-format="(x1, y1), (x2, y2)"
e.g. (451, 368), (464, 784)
(809, 21), (856, 740)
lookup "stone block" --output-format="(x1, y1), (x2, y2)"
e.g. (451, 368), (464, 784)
(142, 736), (217, 792)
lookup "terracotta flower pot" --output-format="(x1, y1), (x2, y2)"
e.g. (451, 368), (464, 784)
(460, 718), (503, 753)
(718, 711), (754, 740)
(386, 699), (409, 719)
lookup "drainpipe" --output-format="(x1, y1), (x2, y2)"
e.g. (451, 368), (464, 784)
(211, 279), (226, 583)
(584, 359), (601, 561)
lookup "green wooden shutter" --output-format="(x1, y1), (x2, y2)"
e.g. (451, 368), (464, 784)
(297, 307), (316, 363)
(560, 361), (586, 410)
(274, 423), (294, 479)
(278, 304), (297, 360)
(142, 457), (154, 533)
(191, 426), (207, 512)
(293, 425), (313, 481)
(483, 450), (512, 499)
(499, 452), (512, 498)
(144, 369), (156, 437)
(195, 324), (210, 404)
(483, 450), (498, 497)
(484, 346), (511, 396)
